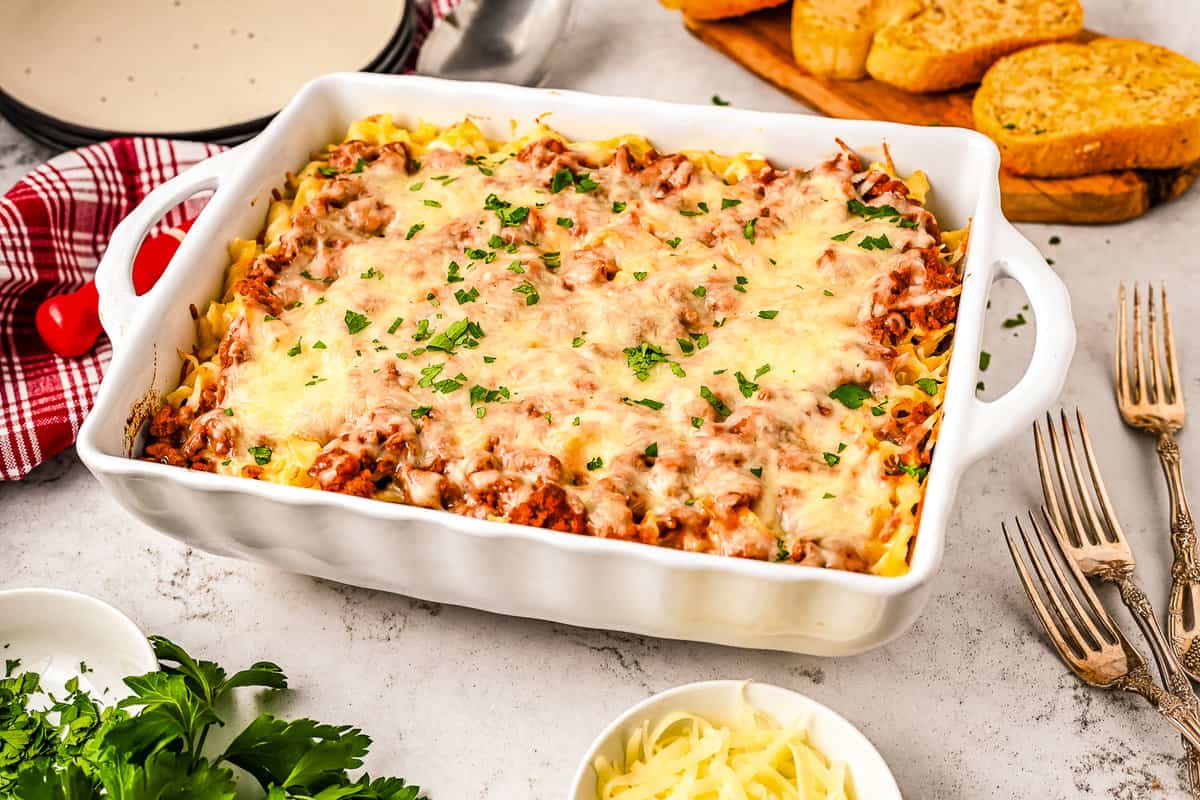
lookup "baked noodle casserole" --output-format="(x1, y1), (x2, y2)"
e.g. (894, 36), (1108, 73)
(143, 114), (967, 577)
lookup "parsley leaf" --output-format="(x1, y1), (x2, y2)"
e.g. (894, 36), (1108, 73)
(644, 442), (658, 458)
(711, 94), (731, 106)
(1003, 312), (1027, 328)
(624, 342), (669, 381)
(721, 198), (741, 209)
(915, 377), (941, 396)
(513, 280), (540, 305)
(858, 233), (892, 250)
(734, 371), (758, 398)
(700, 386), (731, 418)
(405, 223), (424, 240)
(831, 230), (854, 241)
(743, 218), (757, 243)
(586, 456), (603, 471)
(612, 201), (627, 213)
(344, 310), (371, 334)
(757, 309), (779, 319)
(979, 351), (991, 371)
(248, 446), (272, 465)
(829, 383), (872, 409)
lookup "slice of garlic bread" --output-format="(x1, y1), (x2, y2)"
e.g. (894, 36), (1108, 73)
(664, 0), (788, 21)
(791, 0), (922, 80)
(974, 38), (1200, 177)
(866, 0), (1083, 92)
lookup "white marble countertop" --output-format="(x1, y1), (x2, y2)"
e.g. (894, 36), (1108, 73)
(4, 1), (1199, 797)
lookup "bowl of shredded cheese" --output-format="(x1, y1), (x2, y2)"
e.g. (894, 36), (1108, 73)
(569, 680), (901, 800)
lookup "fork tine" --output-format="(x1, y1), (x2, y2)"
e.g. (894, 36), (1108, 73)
(1162, 285), (1181, 405)
(1147, 284), (1163, 404)
(1044, 412), (1095, 545)
(1004, 520), (1083, 660)
(1116, 283), (1131, 407)
(1074, 408), (1130, 547)
(1035, 419), (1077, 547)
(1015, 514), (1092, 655)
(1059, 409), (1113, 544)
(1035, 508), (1120, 644)
(1133, 284), (1148, 406)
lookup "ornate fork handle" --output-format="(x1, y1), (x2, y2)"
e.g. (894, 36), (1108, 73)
(1113, 573), (1200, 795)
(1120, 664), (1200, 749)
(1159, 434), (1200, 671)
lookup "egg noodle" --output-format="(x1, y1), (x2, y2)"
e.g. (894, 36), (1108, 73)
(594, 697), (851, 800)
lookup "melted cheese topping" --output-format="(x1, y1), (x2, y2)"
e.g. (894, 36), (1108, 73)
(147, 116), (965, 576)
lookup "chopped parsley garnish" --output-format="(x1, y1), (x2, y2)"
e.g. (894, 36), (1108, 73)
(224, 408), (234, 416)
(469, 384), (511, 405)
(248, 445), (272, 465)
(556, 216), (574, 228)
(287, 339), (302, 357)
(513, 280), (540, 305)
(979, 351), (991, 371)
(464, 248), (488, 260)
(351, 158), (367, 173)
(823, 451), (841, 467)
(823, 289), (834, 296)
(317, 166), (339, 177)
(721, 198), (741, 209)
(299, 270), (334, 284)
(488, 234), (505, 249)
(734, 275), (748, 293)
(305, 376), (327, 386)
(507, 261), (525, 274)
(750, 466), (763, 478)
(1049, 235), (1061, 245)
(612, 201), (627, 213)
(312, 340), (327, 350)
(823, 492), (836, 499)
(898, 218), (919, 229)
(315, 297), (326, 305)
(542, 251), (561, 268)
(633, 271), (648, 281)
(409, 181), (424, 191)
(624, 342), (669, 381)
(692, 285), (707, 298)
(669, 362), (686, 378)
(550, 168), (573, 193)
(755, 364), (771, 378)
(344, 310), (371, 334)
(976, 381), (986, 392)
(483, 355), (496, 363)
(572, 416), (582, 426)
(574, 173), (599, 193)
(775, 537), (789, 562)
(360, 266), (383, 280)
(829, 383), (872, 409)
(1003, 313), (1027, 328)
(434, 376), (465, 393)
(427, 318), (484, 353)
(871, 398), (888, 416)
(711, 94), (731, 106)
(572, 333), (586, 347)
(680, 207), (703, 217)
(387, 317), (404, 334)
(666, 236), (682, 249)
(847, 199), (902, 222)
(677, 337), (694, 355)
(691, 416), (704, 428)
(690, 332), (710, 350)
(423, 199), (442, 208)
(831, 230), (854, 241)
(412, 319), (433, 341)
(915, 377), (941, 396)
(858, 233), (892, 250)
(406, 222), (425, 240)
(757, 309), (779, 319)
(484, 193), (530, 226)
(418, 363), (444, 387)
(896, 463), (930, 481)
(446, 261), (466, 283)
(624, 397), (665, 411)
(742, 218), (757, 243)
(700, 385), (731, 418)
(455, 287), (479, 304)
(735, 371), (758, 398)
(586, 456), (604, 471)
(644, 442), (658, 458)
(411, 406), (432, 419)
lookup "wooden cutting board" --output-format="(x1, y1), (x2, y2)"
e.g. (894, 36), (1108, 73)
(684, 6), (1200, 224)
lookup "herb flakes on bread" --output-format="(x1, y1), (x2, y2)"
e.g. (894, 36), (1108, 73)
(865, 0), (1083, 92)
(974, 38), (1200, 177)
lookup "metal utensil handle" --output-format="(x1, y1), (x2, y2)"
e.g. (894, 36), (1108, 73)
(1115, 575), (1200, 796)
(1121, 663), (1200, 750)
(1160, 434), (1200, 671)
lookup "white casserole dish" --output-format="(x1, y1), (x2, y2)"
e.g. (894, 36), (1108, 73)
(77, 73), (1074, 656)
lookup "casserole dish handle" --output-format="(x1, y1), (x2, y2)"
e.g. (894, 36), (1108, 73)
(95, 147), (243, 347)
(961, 221), (1075, 465)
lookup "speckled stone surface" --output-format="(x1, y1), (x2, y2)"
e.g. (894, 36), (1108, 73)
(3, 1), (1199, 797)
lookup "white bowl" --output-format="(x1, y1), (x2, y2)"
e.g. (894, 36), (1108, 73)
(569, 680), (901, 800)
(0, 588), (157, 702)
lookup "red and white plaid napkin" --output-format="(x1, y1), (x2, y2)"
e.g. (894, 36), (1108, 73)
(0, 0), (461, 481)
(0, 139), (224, 480)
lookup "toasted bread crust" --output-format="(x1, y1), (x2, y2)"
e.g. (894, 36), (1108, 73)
(866, 0), (1083, 92)
(974, 39), (1200, 177)
(673, 0), (788, 21)
(791, 0), (922, 80)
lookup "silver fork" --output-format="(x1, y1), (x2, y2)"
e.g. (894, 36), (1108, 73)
(1116, 283), (1200, 679)
(1037, 408), (1200, 794)
(1004, 510), (1200, 749)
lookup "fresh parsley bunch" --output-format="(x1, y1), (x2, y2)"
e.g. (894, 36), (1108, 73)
(0, 636), (424, 800)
